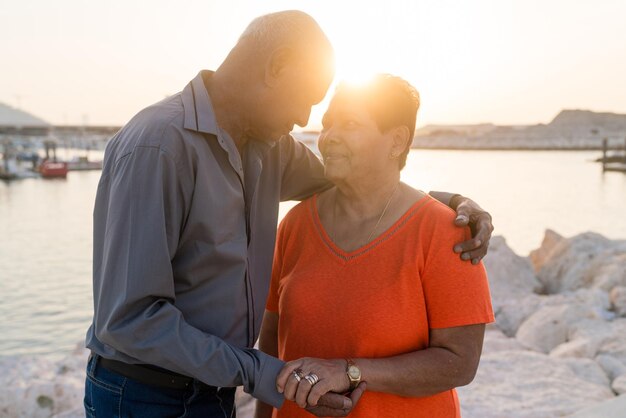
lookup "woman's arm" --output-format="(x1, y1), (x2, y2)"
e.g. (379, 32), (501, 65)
(255, 311), (280, 418)
(356, 323), (485, 397)
(277, 323), (486, 407)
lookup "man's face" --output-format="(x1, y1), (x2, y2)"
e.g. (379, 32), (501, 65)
(251, 57), (333, 141)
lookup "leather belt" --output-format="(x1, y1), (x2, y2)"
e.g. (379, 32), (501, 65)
(95, 354), (213, 391)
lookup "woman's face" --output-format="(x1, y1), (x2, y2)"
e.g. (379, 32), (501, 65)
(318, 95), (397, 185)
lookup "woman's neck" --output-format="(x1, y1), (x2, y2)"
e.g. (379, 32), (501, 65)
(333, 174), (401, 221)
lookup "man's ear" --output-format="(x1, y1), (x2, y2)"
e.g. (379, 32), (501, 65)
(391, 125), (411, 156)
(265, 46), (295, 87)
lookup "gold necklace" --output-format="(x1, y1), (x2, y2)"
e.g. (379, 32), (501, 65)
(332, 183), (399, 246)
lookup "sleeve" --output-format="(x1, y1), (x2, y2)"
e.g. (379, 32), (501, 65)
(279, 135), (332, 201)
(92, 145), (284, 407)
(428, 191), (460, 208)
(420, 204), (495, 329)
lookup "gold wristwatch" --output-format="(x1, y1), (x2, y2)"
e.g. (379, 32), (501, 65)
(346, 359), (362, 391)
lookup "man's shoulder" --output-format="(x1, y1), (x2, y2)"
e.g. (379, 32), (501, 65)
(106, 94), (196, 161)
(279, 198), (314, 230)
(127, 94), (186, 143)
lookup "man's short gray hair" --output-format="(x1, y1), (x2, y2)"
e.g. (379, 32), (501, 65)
(239, 10), (328, 55)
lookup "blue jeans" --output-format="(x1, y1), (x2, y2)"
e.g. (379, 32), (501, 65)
(84, 355), (236, 418)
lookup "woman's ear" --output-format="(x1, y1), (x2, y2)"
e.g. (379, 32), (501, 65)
(390, 125), (411, 158)
(265, 46), (295, 87)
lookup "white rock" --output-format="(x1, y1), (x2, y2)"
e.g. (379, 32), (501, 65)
(541, 288), (613, 320)
(483, 236), (543, 303)
(0, 347), (88, 418)
(610, 286), (626, 317)
(592, 253), (626, 291)
(458, 350), (614, 418)
(595, 354), (626, 381)
(612, 374), (626, 395)
(493, 294), (542, 337)
(536, 233), (626, 293)
(568, 394), (626, 418)
(236, 388), (255, 418)
(551, 338), (599, 359)
(569, 318), (613, 343)
(516, 304), (597, 353)
(596, 319), (626, 367)
(482, 327), (526, 353)
(560, 357), (610, 387)
(529, 229), (564, 272)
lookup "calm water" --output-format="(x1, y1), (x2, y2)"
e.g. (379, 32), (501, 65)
(1, 150), (625, 357)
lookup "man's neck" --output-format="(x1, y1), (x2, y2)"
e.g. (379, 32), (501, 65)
(203, 71), (249, 155)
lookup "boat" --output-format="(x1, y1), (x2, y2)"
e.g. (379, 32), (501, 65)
(0, 139), (36, 180)
(40, 160), (69, 178)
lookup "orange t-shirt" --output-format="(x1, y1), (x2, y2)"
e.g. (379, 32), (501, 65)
(266, 194), (494, 418)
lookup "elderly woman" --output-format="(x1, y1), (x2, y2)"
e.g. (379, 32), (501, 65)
(255, 74), (494, 418)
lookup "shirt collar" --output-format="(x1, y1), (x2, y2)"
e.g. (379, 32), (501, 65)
(182, 70), (219, 135)
(181, 70), (279, 154)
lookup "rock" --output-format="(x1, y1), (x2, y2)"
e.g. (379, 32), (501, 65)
(591, 253), (626, 291)
(569, 318), (613, 344)
(483, 236), (543, 303)
(529, 229), (564, 272)
(560, 357), (610, 387)
(543, 288), (613, 320)
(595, 354), (626, 381)
(482, 327), (526, 353)
(551, 338), (599, 359)
(612, 374), (626, 395)
(0, 343), (89, 418)
(493, 294), (542, 337)
(516, 304), (597, 353)
(536, 233), (626, 293)
(483, 237), (546, 337)
(236, 388), (254, 418)
(458, 350), (614, 418)
(610, 286), (626, 317)
(568, 394), (626, 418)
(596, 319), (626, 367)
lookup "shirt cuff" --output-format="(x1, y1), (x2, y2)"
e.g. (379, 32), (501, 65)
(249, 352), (285, 408)
(429, 191), (461, 209)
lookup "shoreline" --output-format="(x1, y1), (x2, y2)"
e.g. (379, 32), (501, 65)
(2, 229), (626, 417)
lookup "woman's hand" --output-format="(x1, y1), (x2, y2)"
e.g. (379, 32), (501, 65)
(277, 357), (350, 408)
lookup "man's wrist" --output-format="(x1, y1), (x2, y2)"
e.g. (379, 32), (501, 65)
(429, 191), (463, 209)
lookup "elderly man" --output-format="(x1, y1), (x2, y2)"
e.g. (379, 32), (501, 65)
(84, 10), (493, 418)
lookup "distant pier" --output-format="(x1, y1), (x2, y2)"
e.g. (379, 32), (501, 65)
(601, 138), (626, 173)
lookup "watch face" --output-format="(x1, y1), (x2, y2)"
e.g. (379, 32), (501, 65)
(348, 365), (360, 379)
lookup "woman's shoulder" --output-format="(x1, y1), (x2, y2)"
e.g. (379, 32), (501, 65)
(396, 187), (469, 242)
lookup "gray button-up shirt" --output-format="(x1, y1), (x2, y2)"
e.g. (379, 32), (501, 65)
(85, 70), (329, 407)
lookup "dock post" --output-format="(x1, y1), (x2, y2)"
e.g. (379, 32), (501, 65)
(624, 137), (626, 164)
(602, 138), (607, 171)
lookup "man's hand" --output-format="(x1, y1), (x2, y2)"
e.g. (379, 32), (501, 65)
(451, 195), (494, 264)
(305, 383), (367, 417)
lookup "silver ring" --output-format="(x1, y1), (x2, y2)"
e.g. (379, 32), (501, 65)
(292, 368), (305, 382)
(304, 373), (319, 386)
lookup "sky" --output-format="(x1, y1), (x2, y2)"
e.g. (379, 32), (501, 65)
(1, 0), (626, 129)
